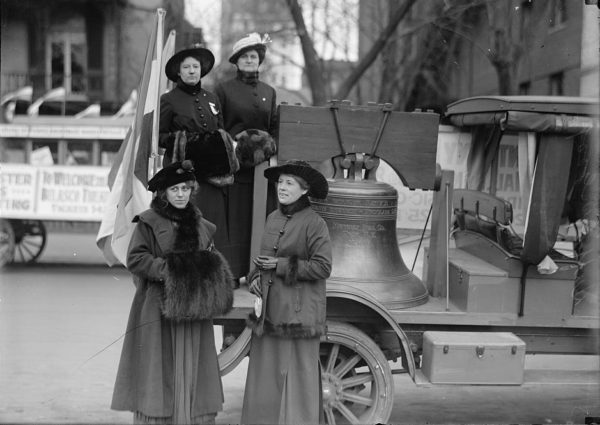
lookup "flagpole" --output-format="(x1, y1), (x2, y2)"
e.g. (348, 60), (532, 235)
(151, 8), (166, 178)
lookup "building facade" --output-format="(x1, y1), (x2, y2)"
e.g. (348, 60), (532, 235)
(0, 0), (201, 114)
(357, 0), (599, 112)
(448, 0), (599, 99)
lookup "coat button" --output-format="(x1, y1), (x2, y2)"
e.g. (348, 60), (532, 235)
(200, 114), (205, 118)
(202, 123), (208, 127)
(273, 246), (278, 251)
(195, 98), (199, 103)
(279, 230), (284, 235)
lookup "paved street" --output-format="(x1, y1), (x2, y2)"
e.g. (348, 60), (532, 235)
(0, 230), (598, 424)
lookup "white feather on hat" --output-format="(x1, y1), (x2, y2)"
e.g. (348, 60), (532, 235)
(229, 33), (271, 64)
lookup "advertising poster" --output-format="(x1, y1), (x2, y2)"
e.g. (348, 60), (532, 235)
(0, 164), (110, 221)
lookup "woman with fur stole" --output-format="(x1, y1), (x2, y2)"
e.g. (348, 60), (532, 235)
(241, 160), (332, 424)
(111, 160), (234, 424)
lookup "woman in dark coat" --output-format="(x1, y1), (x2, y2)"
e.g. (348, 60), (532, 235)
(111, 160), (234, 424)
(214, 33), (278, 280)
(241, 160), (332, 424)
(159, 44), (238, 258)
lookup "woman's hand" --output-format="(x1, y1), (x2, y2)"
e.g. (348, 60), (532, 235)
(253, 255), (277, 270)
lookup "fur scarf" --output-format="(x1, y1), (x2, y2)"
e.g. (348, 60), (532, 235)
(151, 199), (234, 321)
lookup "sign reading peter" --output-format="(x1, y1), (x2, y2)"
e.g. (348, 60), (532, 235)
(0, 164), (37, 218)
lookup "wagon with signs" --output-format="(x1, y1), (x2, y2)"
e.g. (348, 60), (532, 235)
(215, 96), (599, 424)
(0, 115), (130, 265)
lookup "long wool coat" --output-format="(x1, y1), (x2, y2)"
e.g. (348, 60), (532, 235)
(158, 80), (232, 257)
(213, 74), (278, 278)
(111, 204), (231, 419)
(241, 199), (332, 424)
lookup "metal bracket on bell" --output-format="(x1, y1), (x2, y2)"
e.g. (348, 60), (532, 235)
(364, 103), (393, 179)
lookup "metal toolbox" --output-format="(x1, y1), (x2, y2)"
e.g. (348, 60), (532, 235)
(421, 331), (526, 385)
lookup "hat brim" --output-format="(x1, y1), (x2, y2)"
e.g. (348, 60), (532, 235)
(229, 44), (266, 64)
(264, 163), (328, 199)
(165, 47), (215, 82)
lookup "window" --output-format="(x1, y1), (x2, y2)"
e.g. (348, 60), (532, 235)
(519, 81), (531, 95)
(99, 140), (122, 166)
(549, 72), (564, 95)
(47, 33), (87, 93)
(549, 0), (568, 28)
(31, 141), (58, 165)
(46, 12), (87, 94)
(65, 141), (93, 165)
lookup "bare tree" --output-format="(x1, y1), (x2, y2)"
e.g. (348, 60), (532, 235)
(285, 0), (417, 105)
(286, 0), (328, 105)
(333, 0), (418, 101)
(484, 1), (522, 95)
(283, 0), (526, 107)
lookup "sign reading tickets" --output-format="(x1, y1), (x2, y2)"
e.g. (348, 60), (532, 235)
(0, 164), (110, 221)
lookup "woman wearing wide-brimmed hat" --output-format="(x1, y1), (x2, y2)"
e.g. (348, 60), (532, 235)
(111, 160), (234, 424)
(159, 44), (240, 261)
(213, 33), (278, 281)
(241, 160), (332, 424)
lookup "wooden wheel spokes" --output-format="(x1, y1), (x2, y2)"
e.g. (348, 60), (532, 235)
(320, 321), (394, 424)
(10, 220), (46, 263)
(332, 352), (361, 377)
(0, 219), (15, 267)
(341, 373), (374, 393)
(324, 341), (340, 374)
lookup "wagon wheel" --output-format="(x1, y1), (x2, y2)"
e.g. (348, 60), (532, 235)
(0, 219), (16, 267)
(10, 219), (47, 263)
(320, 321), (394, 424)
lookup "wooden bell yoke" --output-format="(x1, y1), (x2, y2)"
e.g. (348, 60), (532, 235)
(277, 101), (440, 189)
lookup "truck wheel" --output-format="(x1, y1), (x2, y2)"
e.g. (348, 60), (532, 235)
(0, 219), (15, 267)
(320, 321), (394, 424)
(218, 326), (252, 376)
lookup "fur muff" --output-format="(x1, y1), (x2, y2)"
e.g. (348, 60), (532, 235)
(162, 249), (234, 321)
(234, 129), (277, 168)
(173, 129), (239, 181)
(150, 199), (234, 321)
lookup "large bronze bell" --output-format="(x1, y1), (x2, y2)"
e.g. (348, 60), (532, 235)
(312, 177), (429, 309)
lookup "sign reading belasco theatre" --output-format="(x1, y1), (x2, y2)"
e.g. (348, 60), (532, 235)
(0, 164), (110, 221)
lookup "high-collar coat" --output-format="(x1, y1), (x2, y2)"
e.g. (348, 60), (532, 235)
(241, 201), (332, 424)
(158, 81), (232, 260)
(212, 74), (278, 278)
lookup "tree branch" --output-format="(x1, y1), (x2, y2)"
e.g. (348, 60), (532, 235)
(333, 0), (418, 100)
